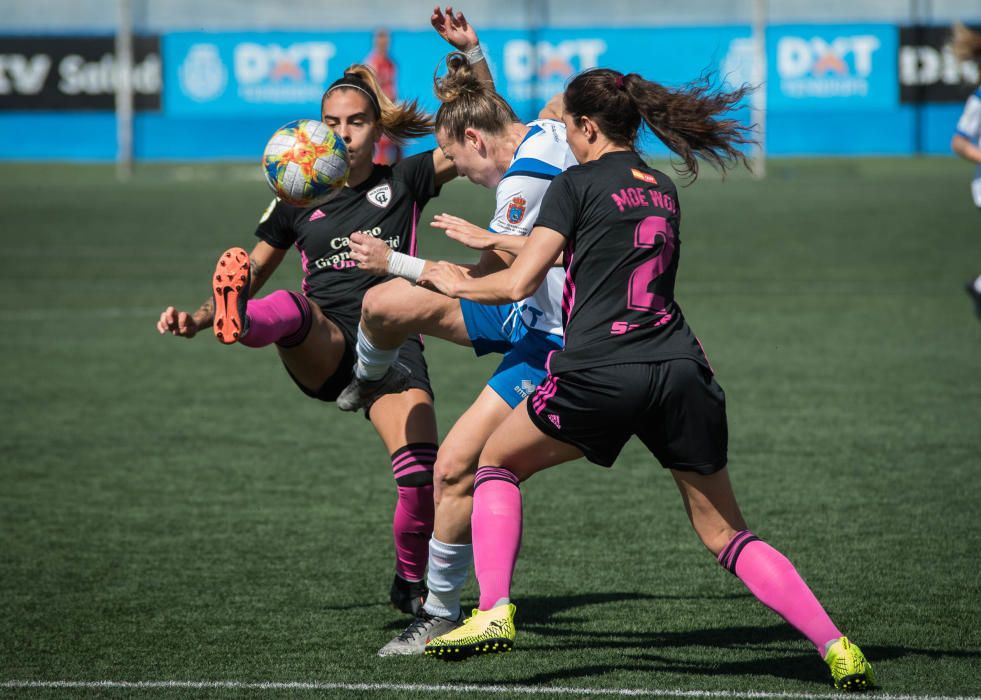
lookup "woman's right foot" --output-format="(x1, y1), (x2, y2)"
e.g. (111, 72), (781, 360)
(213, 247), (250, 344)
(824, 637), (877, 692)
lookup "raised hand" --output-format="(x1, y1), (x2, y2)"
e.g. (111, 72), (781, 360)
(431, 5), (479, 51)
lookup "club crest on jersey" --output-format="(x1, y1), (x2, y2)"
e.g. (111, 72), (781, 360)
(631, 168), (657, 185)
(506, 196), (527, 224)
(258, 198), (277, 224)
(366, 183), (392, 209)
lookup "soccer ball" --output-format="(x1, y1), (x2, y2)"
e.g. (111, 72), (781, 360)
(261, 119), (349, 207)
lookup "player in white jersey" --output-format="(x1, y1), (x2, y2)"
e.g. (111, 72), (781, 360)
(950, 22), (981, 317)
(336, 44), (575, 654)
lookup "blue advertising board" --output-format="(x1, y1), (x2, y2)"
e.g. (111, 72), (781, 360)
(163, 31), (383, 116)
(0, 24), (961, 161)
(767, 24), (898, 111)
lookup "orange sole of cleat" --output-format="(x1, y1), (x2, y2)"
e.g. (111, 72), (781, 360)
(212, 247), (250, 344)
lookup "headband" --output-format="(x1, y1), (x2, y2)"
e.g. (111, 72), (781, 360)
(614, 74), (625, 90)
(325, 74), (382, 117)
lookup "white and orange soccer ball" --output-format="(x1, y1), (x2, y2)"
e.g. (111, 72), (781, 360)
(261, 119), (349, 206)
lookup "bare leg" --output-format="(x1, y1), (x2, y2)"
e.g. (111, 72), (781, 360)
(360, 278), (471, 350)
(275, 304), (348, 391)
(432, 385), (515, 545)
(673, 467), (845, 655)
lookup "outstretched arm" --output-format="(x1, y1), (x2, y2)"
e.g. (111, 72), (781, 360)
(348, 231), (510, 280)
(419, 225), (565, 303)
(952, 134), (981, 164)
(431, 6), (493, 87)
(156, 240), (286, 338)
(432, 213), (564, 264)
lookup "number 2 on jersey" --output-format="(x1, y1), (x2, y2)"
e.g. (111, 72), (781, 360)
(627, 215), (676, 313)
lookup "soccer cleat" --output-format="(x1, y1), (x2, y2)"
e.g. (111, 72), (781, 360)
(389, 574), (428, 616)
(213, 247), (251, 344)
(824, 637), (877, 692)
(965, 279), (981, 320)
(336, 363), (411, 412)
(377, 609), (464, 657)
(424, 603), (516, 661)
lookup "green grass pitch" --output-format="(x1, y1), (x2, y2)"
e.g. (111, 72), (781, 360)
(1, 158), (980, 699)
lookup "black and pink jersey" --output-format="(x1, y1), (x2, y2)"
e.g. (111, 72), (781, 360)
(255, 151), (440, 326)
(534, 150), (708, 375)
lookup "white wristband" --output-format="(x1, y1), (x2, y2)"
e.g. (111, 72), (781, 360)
(387, 251), (426, 283)
(464, 44), (485, 64)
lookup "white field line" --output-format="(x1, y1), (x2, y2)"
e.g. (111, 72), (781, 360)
(0, 681), (977, 700)
(0, 307), (160, 322)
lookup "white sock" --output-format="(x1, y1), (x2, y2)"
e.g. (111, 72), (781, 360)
(354, 325), (399, 381)
(973, 275), (981, 294)
(423, 537), (472, 620)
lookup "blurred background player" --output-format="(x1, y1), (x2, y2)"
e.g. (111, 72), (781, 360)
(339, 9), (575, 656)
(157, 64), (458, 617)
(950, 22), (981, 318)
(365, 28), (401, 165)
(420, 67), (877, 692)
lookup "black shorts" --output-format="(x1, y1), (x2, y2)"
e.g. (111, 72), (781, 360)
(526, 358), (727, 473)
(283, 307), (434, 404)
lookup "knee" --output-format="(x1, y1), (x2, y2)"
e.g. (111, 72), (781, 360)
(433, 453), (475, 501)
(361, 285), (392, 330)
(362, 281), (413, 332)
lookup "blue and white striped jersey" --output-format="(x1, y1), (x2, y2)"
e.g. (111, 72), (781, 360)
(955, 88), (981, 207)
(490, 119), (578, 336)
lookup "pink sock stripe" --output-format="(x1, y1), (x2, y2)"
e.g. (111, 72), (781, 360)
(718, 530), (761, 574)
(394, 464), (434, 480)
(392, 453), (435, 473)
(474, 466), (519, 490)
(391, 451), (435, 469)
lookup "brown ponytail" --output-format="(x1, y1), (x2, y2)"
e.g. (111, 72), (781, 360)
(433, 52), (519, 141)
(564, 68), (755, 182)
(951, 22), (981, 65)
(323, 64), (433, 143)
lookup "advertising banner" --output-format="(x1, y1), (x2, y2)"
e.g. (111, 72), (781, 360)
(163, 27), (755, 121)
(900, 25), (980, 104)
(767, 24), (897, 110)
(164, 32), (380, 116)
(0, 35), (160, 111)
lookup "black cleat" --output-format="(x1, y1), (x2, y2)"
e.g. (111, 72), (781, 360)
(336, 363), (411, 412)
(389, 574), (428, 616)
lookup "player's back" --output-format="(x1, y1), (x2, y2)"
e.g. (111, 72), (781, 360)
(536, 150), (708, 374)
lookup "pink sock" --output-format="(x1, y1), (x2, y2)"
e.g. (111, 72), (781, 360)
(472, 466), (522, 610)
(239, 290), (312, 348)
(720, 531), (842, 653)
(391, 443), (437, 581)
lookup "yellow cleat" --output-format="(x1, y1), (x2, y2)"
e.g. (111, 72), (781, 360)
(824, 637), (877, 692)
(424, 603), (516, 661)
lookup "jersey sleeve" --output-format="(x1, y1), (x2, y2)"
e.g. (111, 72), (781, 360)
(489, 172), (555, 236)
(532, 171), (578, 239)
(956, 92), (981, 143)
(394, 151), (441, 202)
(254, 197), (297, 249)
